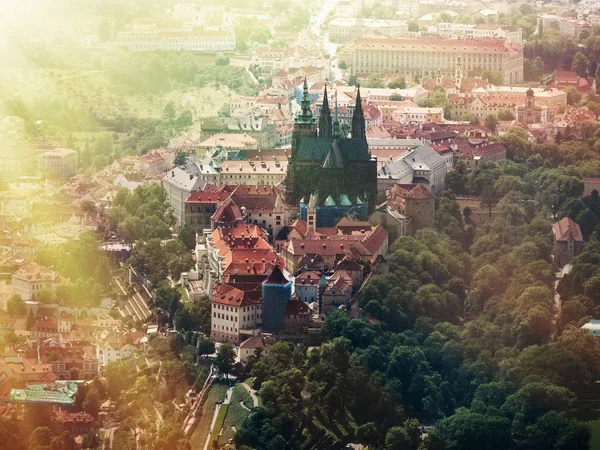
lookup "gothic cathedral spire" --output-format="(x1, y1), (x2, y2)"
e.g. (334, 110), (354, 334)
(298, 77), (313, 123)
(351, 84), (366, 140)
(318, 85), (332, 138)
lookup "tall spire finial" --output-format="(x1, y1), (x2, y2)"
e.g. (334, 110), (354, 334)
(333, 90), (340, 138)
(351, 84), (365, 140)
(318, 85), (332, 138)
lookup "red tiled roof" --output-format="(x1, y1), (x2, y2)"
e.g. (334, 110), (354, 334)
(295, 271), (322, 284)
(405, 184), (434, 199)
(211, 283), (261, 308)
(185, 191), (230, 204)
(360, 225), (388, 255)
(285, 299), (310, 315)
(291, 219), (308, 236)
(263, 265), (288, 284)
(553, 217), (583, 242)
(240, 335), (266, 349)
(212, 198), (243, 224)
(555, 70), (579, 83)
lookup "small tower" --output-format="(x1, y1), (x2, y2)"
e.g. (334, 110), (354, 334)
(272, 192), (284, 239)
(261, 266), (292, 331)
(404, 185), (435, 233)
(526, 87), (535, 108)
(455, 55), (463, 90)
(292, 77), (317, 157)
(307, 193), (317, 234)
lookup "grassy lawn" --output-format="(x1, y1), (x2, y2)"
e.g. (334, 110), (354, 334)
(188, 381), (228, 449)
(589, 419), (600, 450)
(210, 404), (229, 445)
(218, 384), (254, 446)
(179, 286), (189, 302)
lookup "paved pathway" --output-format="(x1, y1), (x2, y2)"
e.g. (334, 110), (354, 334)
(241, 382), (259, 408)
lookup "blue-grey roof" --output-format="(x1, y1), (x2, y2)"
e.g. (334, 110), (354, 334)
(296, 137), (370, 162)
(377, 144), (444, 179)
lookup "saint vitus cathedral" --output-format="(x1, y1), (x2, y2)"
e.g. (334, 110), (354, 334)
(284, 79), (378, 226)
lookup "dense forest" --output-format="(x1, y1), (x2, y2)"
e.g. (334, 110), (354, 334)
(231, 126), (600, 449)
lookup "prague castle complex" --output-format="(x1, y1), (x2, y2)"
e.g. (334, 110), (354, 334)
(285, 80), (378, 222)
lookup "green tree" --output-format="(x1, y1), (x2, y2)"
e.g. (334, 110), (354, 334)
(7, 295), (26, 317)
(163, 101), (177, 121)
(497, 109), (515, 121)
(524, 411), (590, 450)
(480, 186), (498, 218)
(564, 86), (582, 105)
(388, 77), (407, 89)
(82, 387), (101, 416)
(571, 52), (589, 77)
(105, 360), (136, 398)
(216, 343), (236, 378)
(435, 409), (513, 450)
(485, 114), (499, 132)
(197, 338), (216, 358)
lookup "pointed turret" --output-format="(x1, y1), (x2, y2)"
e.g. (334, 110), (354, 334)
(298, 77), (314, 123)
(308, 193), (316, 210)
(318, 85), (332, 138)
(351, 84), (366, 140)
(274, 192), (283, 211)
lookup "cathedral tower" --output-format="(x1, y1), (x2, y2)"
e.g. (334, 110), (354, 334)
(292, 78), (317, 157)
(351, 85), (366, 140)
(318, 85), (332, 138)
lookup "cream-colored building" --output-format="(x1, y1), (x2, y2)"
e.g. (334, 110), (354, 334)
(197, 133), (258, 158)
(339, 37), (523, 84)
(210, 283), (262, 344)
(433, 23), (523, 44)
(218, 159), (288, 186)
(392, 106), (444, 124)
(12, 263), (61, 301)
(0, 140), (37, 180)
(39, 148), (78, 178)
(328, 18), (409, 43)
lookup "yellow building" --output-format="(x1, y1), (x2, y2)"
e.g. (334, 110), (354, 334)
(339, 37), (523, 84)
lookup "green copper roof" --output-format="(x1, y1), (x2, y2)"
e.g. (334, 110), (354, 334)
(324, 195), (336, 206)
(319, 273), (328, 285)
(297, 77), (315, 124)
(339, 194), (352, 206)
(322, 140), (344, 169)
(9, 382), (78, 405)
(296, 137), (370, 162)
(356, 196), (363, 205)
